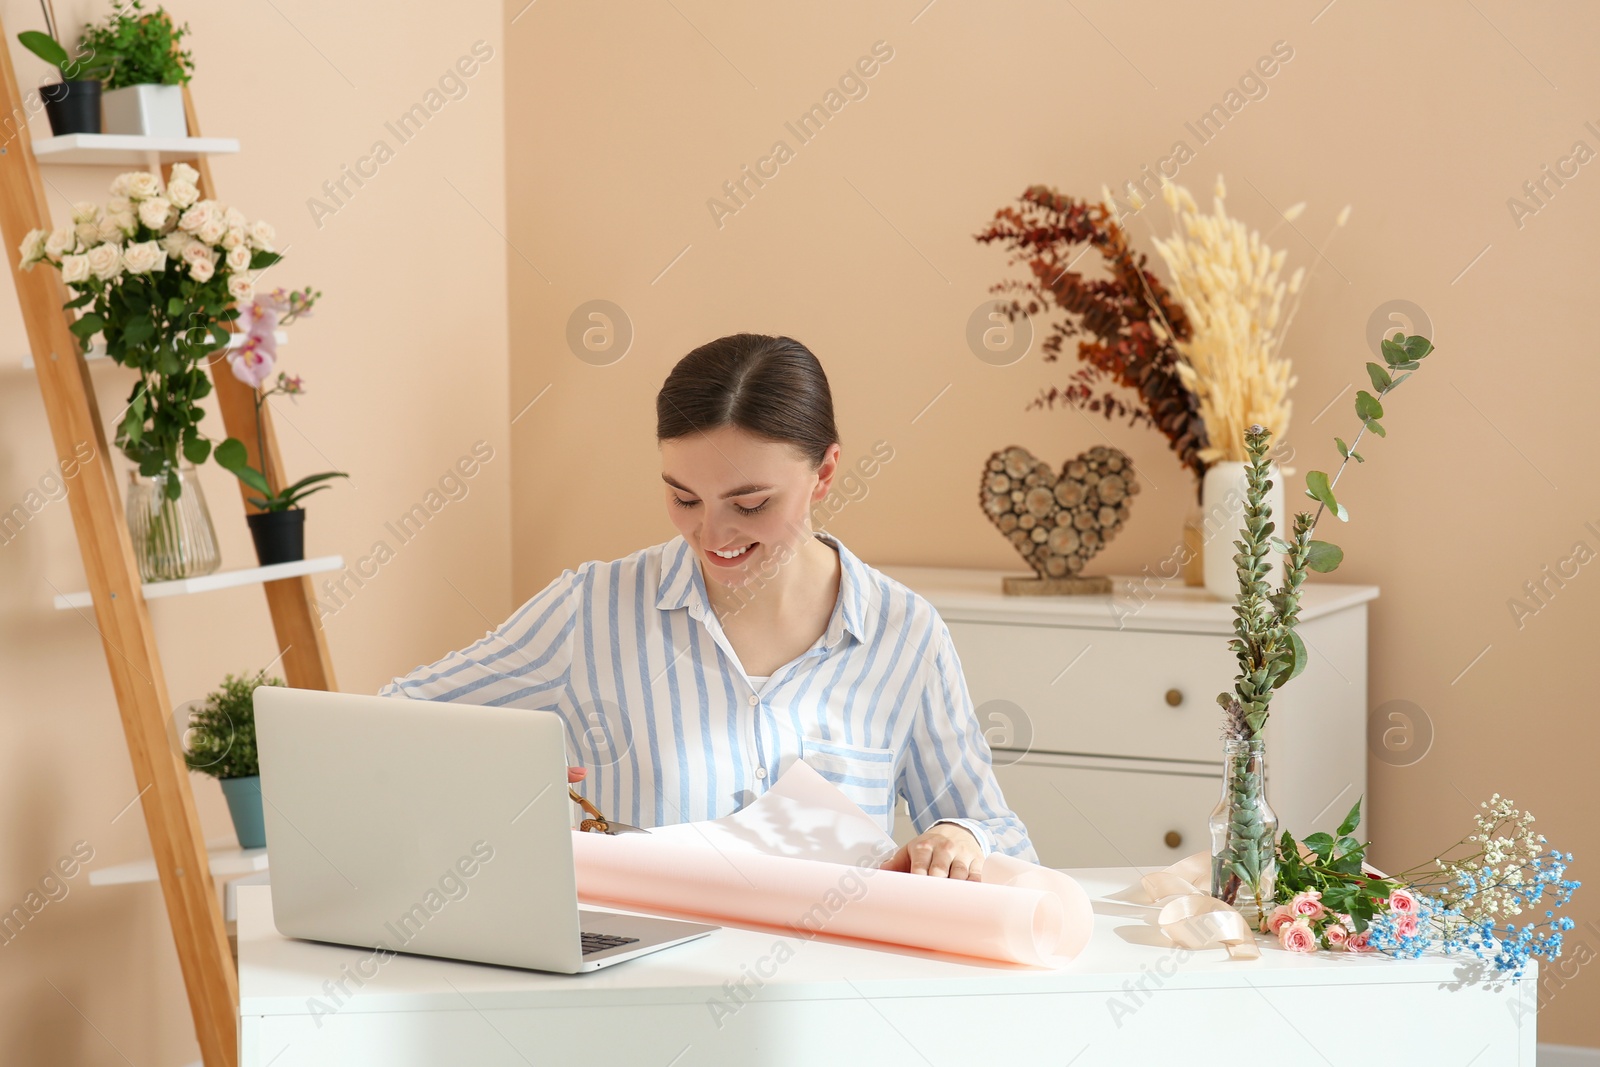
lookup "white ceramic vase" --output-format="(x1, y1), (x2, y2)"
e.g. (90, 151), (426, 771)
(1200, 460), (1284, 600)
(102, 84), (187, 138)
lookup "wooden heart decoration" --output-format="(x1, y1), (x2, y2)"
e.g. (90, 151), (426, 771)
(978, 445), (1140, 580)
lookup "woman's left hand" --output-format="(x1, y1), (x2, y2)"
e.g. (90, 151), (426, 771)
(880, 824), (983, 881)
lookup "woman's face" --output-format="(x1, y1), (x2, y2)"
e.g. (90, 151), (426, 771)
(660, 425), (840, 589)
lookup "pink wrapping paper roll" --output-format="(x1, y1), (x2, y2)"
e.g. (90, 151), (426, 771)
(571, 830), (1094, 967)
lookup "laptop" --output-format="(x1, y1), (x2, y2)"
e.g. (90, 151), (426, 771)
(252, 687), (718, 973)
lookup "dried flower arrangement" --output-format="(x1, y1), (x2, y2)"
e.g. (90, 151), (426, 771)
(973, 186), (1209, 487)
(1148, 177), (1348, 465)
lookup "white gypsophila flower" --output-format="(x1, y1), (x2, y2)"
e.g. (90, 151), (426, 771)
(228, 276), (254, 303)
(224, 206), (247, 230)
(189, 255), (214, 283)
(70, 201), (100, 224)
(167, 179), (199, 209)
(121, 240), (163, 274)
(220, 226), (245, 250)
(225, 244), (251, 273)
(178, 201), (217, 235)
(198, 216), (227, 246)
(44, 228), (76, 260)
(87, 243), (122, 280)
(138, 197), (172, 231)
(19, 228), (47, 266)
(60, 254), (90, 284)
(248, 219), (276, 251)
(125, 172), (162, 201)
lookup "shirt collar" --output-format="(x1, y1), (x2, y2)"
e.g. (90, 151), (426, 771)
(655, 530), (870, 647)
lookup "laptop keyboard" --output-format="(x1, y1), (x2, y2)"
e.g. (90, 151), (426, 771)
(580, 931), (641, 956)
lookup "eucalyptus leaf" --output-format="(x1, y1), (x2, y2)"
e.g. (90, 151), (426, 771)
(1355, 390), (1383, 420)
(1366, 362), (1392, 391)
(1305, 540), (1344, 572)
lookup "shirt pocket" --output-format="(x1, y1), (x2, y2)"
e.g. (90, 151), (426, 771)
(800, 737), (898, 820)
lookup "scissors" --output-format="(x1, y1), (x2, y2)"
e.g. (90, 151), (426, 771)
(568, 787), (650, 835)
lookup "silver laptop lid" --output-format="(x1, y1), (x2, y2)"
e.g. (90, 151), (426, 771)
(254, 687), (584, 973)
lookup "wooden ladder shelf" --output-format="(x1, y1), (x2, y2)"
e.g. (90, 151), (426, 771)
(0, 19), (337, 1067)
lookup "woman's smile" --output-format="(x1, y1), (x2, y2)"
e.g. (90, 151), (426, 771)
(704, 541), (760, 567)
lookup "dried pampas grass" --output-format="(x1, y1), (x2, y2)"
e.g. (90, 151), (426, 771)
(1146, 176), (1348, 465)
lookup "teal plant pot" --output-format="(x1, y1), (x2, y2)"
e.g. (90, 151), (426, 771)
(219, 775), (266, 849)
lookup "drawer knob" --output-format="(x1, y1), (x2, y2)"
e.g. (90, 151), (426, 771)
(1164, 830), (1183, 849)
(1164, 688), (1184, 707)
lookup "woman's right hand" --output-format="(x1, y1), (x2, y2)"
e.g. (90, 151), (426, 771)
(567, 766), (586, 784)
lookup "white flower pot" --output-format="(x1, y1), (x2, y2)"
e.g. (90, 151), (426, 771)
(102, 84), (187, 138)
(1200, 460), (1285, 600)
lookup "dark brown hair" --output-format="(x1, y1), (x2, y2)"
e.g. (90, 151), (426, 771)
(656, 333), (839, 467)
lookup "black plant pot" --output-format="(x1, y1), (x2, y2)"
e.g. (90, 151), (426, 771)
(40, 80), (102, 136)
(246, 509), (306, 566)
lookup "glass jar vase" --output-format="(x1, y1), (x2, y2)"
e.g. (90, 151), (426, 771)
(1209, 737), (1278, 930)
(125, 465), (222, 582)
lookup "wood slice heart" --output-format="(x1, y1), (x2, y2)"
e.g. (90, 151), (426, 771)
(978, 445), (1140, 580)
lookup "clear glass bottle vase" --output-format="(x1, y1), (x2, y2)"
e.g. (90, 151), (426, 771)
(125, 464), (222, 582)
(1209, 737), (1278, 930)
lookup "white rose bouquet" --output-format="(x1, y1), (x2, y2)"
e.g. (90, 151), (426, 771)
(18, 164), (286, 499)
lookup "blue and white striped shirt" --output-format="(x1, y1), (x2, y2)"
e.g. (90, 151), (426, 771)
(378, 530), (1037, 862)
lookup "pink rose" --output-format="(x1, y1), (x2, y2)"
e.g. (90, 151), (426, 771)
(1388, 888), (1418, 914)
(1323, 923), (1349, 948)
(1289, 890), (1326, 921)
(1346, 930), (1375, 953)
(1267, 905), (1296, 935)
(1279, 918), (1318, 953)
(1394, 913), (1420, 939)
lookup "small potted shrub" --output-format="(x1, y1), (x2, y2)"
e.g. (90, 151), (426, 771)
(19, 2), (111, 135)
(184, 671), (280, 850)
(79, 0), (193, 137)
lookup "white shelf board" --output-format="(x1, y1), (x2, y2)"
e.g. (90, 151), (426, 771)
(54, 554), (343, 610)
(32, 132), (240, 166)
(88, 834), (267, 887)
(21, 329), (289, 369)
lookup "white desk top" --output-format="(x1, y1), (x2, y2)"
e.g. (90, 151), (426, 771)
(236, 869), (1482, 1016)
(878, 565), (1379, 634)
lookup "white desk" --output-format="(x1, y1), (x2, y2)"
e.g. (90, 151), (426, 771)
(237, 872), (1536, 1066)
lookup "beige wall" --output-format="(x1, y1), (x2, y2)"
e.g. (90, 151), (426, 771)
(0, 0), (507, 1062)
(3, 0), (1596, 1060)
(506, 0), (1599, 1050)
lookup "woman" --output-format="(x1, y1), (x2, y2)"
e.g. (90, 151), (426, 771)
(379, 333), (1037, 879)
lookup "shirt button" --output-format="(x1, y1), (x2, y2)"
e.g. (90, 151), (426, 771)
(755, 767), (767, 779)
(748, 694), (758, 706)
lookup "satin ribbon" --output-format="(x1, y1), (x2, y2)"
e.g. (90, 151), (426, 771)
(1120, 852), (1261, 961)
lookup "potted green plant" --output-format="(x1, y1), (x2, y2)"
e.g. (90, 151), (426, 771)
(184, 670), (281, 850)
(19, 163), (307, 581)
(212, 287), (348, 565)
(19, 1), (111, 135)
(78, 0), (193, 137)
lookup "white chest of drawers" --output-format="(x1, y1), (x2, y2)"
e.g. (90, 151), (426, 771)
(879, 566), (1379, 869)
